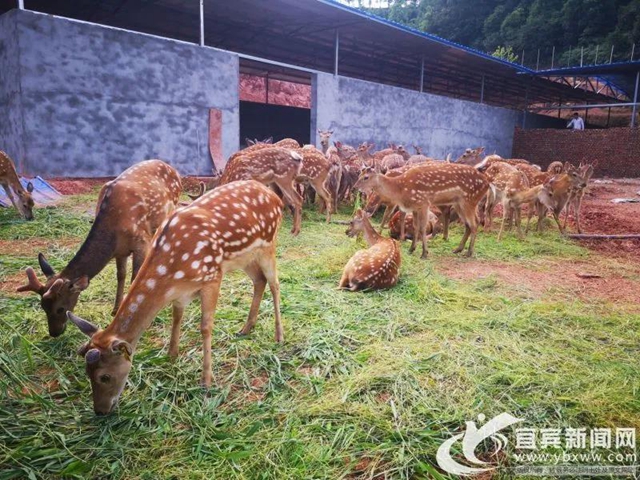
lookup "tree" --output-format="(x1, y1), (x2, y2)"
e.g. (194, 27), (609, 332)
(492, 46), (519, 62)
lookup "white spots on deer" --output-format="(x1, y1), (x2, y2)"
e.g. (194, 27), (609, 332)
(174, 271), (185, 280)
(146, 278), (156, 289)
(157, 265), (167, 275)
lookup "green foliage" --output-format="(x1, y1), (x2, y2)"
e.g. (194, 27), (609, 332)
(1, 193), (639, 478)
(356, 0), (639, 64)
(492, 46), (519, 62)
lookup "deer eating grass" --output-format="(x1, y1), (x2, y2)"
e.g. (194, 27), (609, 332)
(339, 209), (401, 291)
(0, 151), (35, 220)
(18, 160), (182, 337)
(67, 180), (285, 414)
(220, 147), (303, 235)
(355, 163), (489, 257)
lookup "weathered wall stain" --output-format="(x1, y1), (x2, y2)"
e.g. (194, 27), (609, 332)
(0, 10), (239, 177)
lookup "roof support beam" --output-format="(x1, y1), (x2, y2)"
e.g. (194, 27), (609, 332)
(334, 29), (339, 76)
(632, 71), (639, 128)
(199, 0), (204, 47)
(420, 56), (425, 93)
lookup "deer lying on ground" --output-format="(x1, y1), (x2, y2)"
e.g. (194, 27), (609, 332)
(389, 210), (440, 241)
(339, 209), (401, 291)
(18, 160), (182, 337)
(67, 180), (284, 415)
(563, 163), (594, 233)
(220, 147), (303, 235)
(296, 147), (334, 222)
(355, 163), (489, 257)
(0, 151), (35, 220)
(527, 162), (590, 233)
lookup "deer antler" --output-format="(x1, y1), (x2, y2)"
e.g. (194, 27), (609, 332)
(17, 267), (46, 295)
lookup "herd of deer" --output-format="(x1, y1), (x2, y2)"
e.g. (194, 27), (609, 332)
(1, 132), (593, 414)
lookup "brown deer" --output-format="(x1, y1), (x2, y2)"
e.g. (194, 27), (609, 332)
(481, 161), (524, 231)
(318, 130), (334, 154)
(66, 180), (284, 414)
(334, 141), (358, 162)
(380, 153), (406, 173)
(563, 163), (594, 233)
(18, 160), (182, 337)
(528, 163), (590, 233)
(497, 184), (545, 241)
(0, 151), (35, 220)
(339, 209), (401, 291)
(296, 147), (334, 222)
(325, 145), (343, 212)
(456, 147), (486, 166)
(219, 147), (303, 235)
(389, 210), (440, 241)
(547, 161), (564, 174)
(354, 163), (489, 257)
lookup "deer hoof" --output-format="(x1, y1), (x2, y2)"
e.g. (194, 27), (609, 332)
(420, 252), (429, 260)
(452, 247), (463, 254)
(464, 250), (473, 258)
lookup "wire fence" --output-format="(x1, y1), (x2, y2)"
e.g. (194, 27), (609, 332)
(517, 44), (637, 71)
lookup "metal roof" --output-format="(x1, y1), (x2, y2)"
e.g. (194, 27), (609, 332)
(2, 0), (626, 109)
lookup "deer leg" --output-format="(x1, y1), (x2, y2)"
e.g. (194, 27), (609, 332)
(380, 205), (395, 231)
(536, 202), (546, 232)
(280, 181), (303, 236)
(484, 190), (494, 231)
(464, 204), (480, 257)
(497, 201), (509, 242)
(169, 301), (186, 359)
(131, 243), (149, 280)
(419, 209), (430, 259)
(316, 181), (333, 223)
(200, 277), (222, 388)
(408, 211), (420, 254)
(575, 195), (584, 234)
(515, 205), (524, 239)
(112, 255), (128, 315)
(1, 182), (19, 212)
(237, 262), (267, 337)
(259, 246), (283, 343)
(552, 209), (564, 233)
(441, 206), (451, 241)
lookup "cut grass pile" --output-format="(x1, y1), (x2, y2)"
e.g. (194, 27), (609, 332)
(1, 193), (639, 479)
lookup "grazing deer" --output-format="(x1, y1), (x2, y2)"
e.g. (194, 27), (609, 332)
(563, 163), (594, 233)
(66, 180), (284, 414)
(318, 130), (334, 154)
(0, 151), (35, 220)
(529, 162), (590, 233)
(18, 160), (182, 337)
(389, 210), (439, 241)
(339, 209), (401, 291)
(355, 163), (489, 257)
(220, 147), (303, 235)
(296, 147), (334, 222)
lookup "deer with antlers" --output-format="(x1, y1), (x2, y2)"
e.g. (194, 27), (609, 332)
(355, 163), (489, 257)
(220, 147), (303, 235)
(66, 180), (284, 414)
(339, 209), (401, 291)
(18, 160), (182, 337)
(0, 151), (35, 220)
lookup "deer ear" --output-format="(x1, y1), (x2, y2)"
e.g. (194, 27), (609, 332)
(70, 275), (89, 293)
(38, 253), (56, 278)
(67, 311), (99, 337)
(111, 339), (132, 360)
(26, 182), (34, 193)
(43, 278), (64, 299)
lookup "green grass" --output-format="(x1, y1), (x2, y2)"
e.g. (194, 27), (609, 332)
(1, 196), (639, 479)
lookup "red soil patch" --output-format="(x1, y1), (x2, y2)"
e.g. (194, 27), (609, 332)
(48, 178), (110, 195)
(436, 258), (640, 306)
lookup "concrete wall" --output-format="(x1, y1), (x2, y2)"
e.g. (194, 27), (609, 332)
(312, 73), (518, 158)
(0, 10), (239, 177)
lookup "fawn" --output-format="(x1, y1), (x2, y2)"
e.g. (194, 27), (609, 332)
(220, 147), (303, 235)
(0, 151), (35, 220)
(389, 210), (440, 241)
(354, 163), (489, 257)
(67, 180), (284, 414)
(339, 209), (401, 291)
(18, 160), (182, 336)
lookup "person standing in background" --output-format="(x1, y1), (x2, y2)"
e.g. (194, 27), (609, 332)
(567, 112), (585, 130)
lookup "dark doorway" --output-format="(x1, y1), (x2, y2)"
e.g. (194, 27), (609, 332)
(240, 101), (311, 146)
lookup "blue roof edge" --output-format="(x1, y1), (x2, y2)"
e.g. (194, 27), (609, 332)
(317, 0), (535, 73)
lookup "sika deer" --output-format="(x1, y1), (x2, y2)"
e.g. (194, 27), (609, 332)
(355, 163), (488, 257)
(456, 147), (486, 166)
(0, 151), (34, 220)
(380, 153), (406, 173)
(18, 160), (182, 336)
(67, 180), (284, 414)
(389, 210), (440, 241)
(318, 130), (334, 154)
(339, 209), (401, 291)
(296, 147), (334, 222)
(219, 147), (303, 235)
(563, 163), (594, 233)
(325, 145), (343, 212)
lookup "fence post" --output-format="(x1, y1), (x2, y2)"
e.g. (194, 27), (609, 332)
(480, 74), (485, 104)
(536, 49), (540, 70)
(609, 45), (614, 63)
(199, 0), (204, 47)
(420, 56), (425, 93)
(551, 46), (555, 69)
(334, 29), (340, 76)
(594, 45), (599, 64)
(631, 71), (639, 128)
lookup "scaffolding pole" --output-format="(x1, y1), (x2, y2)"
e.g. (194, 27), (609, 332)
(632, 71), (640, 128)
(18, 0), (24, 8)
(419, 56), (425, 93)
(334, 29), (340, 76)
(199, 0), (204, 47)
(480, 74), (485, 104)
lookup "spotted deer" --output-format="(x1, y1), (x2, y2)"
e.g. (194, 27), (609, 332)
(355, 163), (489, 257)
(229, 138), (301, 163)
(318, 130), (334, 154)
(219, 147), (303, 235)
(66, 180), (284, 414)
(339, 209), (401, 291)
(0, 151), (35, 220)
(380, 153), (406, 173)
(456, 147), (486, 166)
(547, 161), (564, 174)
(389, 210), (440, 241)
(18, 160), (182, 337)
(296, 147), (334, 222)
(563, 163), (594, 233)
(334, 141), (358, 162)
(325, 145), (343, 212)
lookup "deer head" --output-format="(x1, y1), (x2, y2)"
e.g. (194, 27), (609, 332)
(318, 130), (334, 150)
(353, 167), (380, 194)
(17, 253), (89, 336)
(412, 145), (423, 155)
(345, 209), (370, 237)
(68, 311), (132, 415)
(15, 182), (35, 220)
(456, 147), (486, 166)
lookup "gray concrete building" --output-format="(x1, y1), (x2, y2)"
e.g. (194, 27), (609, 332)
(0, 1), (615, 177)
